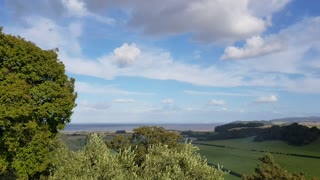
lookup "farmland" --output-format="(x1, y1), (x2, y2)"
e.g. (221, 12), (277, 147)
(197, 137), (320, 180)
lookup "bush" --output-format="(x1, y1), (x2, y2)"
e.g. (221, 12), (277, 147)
(243, 153), (306, 180)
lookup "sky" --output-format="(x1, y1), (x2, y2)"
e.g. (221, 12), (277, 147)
(1, 0), (320, 124)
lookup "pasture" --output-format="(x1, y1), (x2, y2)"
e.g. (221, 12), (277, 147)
(197, 137), (320, 180)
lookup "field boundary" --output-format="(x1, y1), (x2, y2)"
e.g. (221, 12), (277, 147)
(207, 162), (242, 178)
(194, 142), (320, 160)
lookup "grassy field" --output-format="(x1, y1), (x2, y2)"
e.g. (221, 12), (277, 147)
(197, 137), (320, 180)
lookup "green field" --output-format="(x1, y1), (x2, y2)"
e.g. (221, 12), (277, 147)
(197, 137), (320, 180)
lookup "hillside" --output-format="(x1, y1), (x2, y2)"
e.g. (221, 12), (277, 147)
(270, 116), (320, 123)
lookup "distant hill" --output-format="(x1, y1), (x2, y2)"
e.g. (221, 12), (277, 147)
(270, 116), (320, 123)
(230, 120), (273, 126)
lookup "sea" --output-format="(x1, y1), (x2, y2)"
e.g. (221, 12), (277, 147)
(63, 123), (221, 132)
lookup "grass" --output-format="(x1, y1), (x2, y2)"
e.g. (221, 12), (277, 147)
(197, 137), (320, 180)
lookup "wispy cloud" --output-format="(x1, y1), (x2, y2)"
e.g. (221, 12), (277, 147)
(76, 101), (111, 112)
(208, 99), (226, 106)
(161, 98), (174, 104)
(113, 99), (135, 103)
(184, 90), (256, 97)
(254, 95), (278, 103)
(75, 81), (154, 95)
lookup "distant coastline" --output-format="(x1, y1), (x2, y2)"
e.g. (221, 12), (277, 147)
(63, 123), (221, 132)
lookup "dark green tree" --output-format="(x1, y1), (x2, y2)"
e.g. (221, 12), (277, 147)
(243, 153), (307, 180)
(0, 28), (77, 179)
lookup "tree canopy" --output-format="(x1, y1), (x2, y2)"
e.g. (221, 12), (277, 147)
(0, 28), (77, 179)
(107, 126), (182, 165)
(254, 123), (320, 145)
(51, 133), (225, 180)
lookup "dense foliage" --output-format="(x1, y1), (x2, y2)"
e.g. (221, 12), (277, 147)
(242, 153), (319, 180)
(209, 128), (264, 140)
(192, 122), (319, 145)
(214, 122), (264, 132)
(51, 133), (225, 180)
(107, 126), (182, 165)
(0, 28), (77, 179)
(255, 123), (320, 145)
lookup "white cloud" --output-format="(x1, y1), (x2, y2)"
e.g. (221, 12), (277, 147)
(83, 0), (290, 43)
(254, 95), (278, 103)
(113, 99), (135, 103)
(61, 0), (88, 17)
(221, 35), (286, 60)
(161, 98), (174, 104)
(63, 45), (244, 87)
(6, 17), (82, 55)
(75, 81), (154, 95)
(112, 43), (141, 67)
(76, 101), (111, 112)
(248, 0), (290, 18)
(184, 90), (256, 97)
(5, 11), (320, 94)
(5, 0), (291, 44)
(208, 99), (225, 106)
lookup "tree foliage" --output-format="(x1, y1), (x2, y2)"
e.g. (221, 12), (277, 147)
(50, 133), (225, 180)
(107, 126), (182, 165)
(255, 123), (320, 145)
(0, 28), (77, 179)
(242, 153), (313, 180)
(214, 122), (264, 132)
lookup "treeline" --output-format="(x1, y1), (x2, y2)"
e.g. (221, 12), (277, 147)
(214, 122), (264, 132)
(254, 123), (320, 145)
(184, 122), (320, 145)
(209, 128), (264, 140)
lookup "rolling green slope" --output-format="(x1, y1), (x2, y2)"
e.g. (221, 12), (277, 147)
(197, 138), (320, 180)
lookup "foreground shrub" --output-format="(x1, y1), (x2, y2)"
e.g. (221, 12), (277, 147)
(50, 133), (224, 180)
(242, 153), (320, 180)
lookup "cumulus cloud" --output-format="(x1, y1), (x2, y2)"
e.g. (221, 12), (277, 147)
(113, 99), (135, 103)
(82, 0), (290, 43)
(112, 43), (141, 67)
(221, 36), (286, 60)
(161, 99), (174, 104)
(208, 99), (226, 106)
(5, 0), (291, 44)
(254, 95), (278, 103)
(248, 0), (290, 18)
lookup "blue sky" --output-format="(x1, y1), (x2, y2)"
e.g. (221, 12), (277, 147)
(1, 0), (320, 123)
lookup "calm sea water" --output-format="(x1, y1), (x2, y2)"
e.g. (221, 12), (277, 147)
(63, 123), (221, 132)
